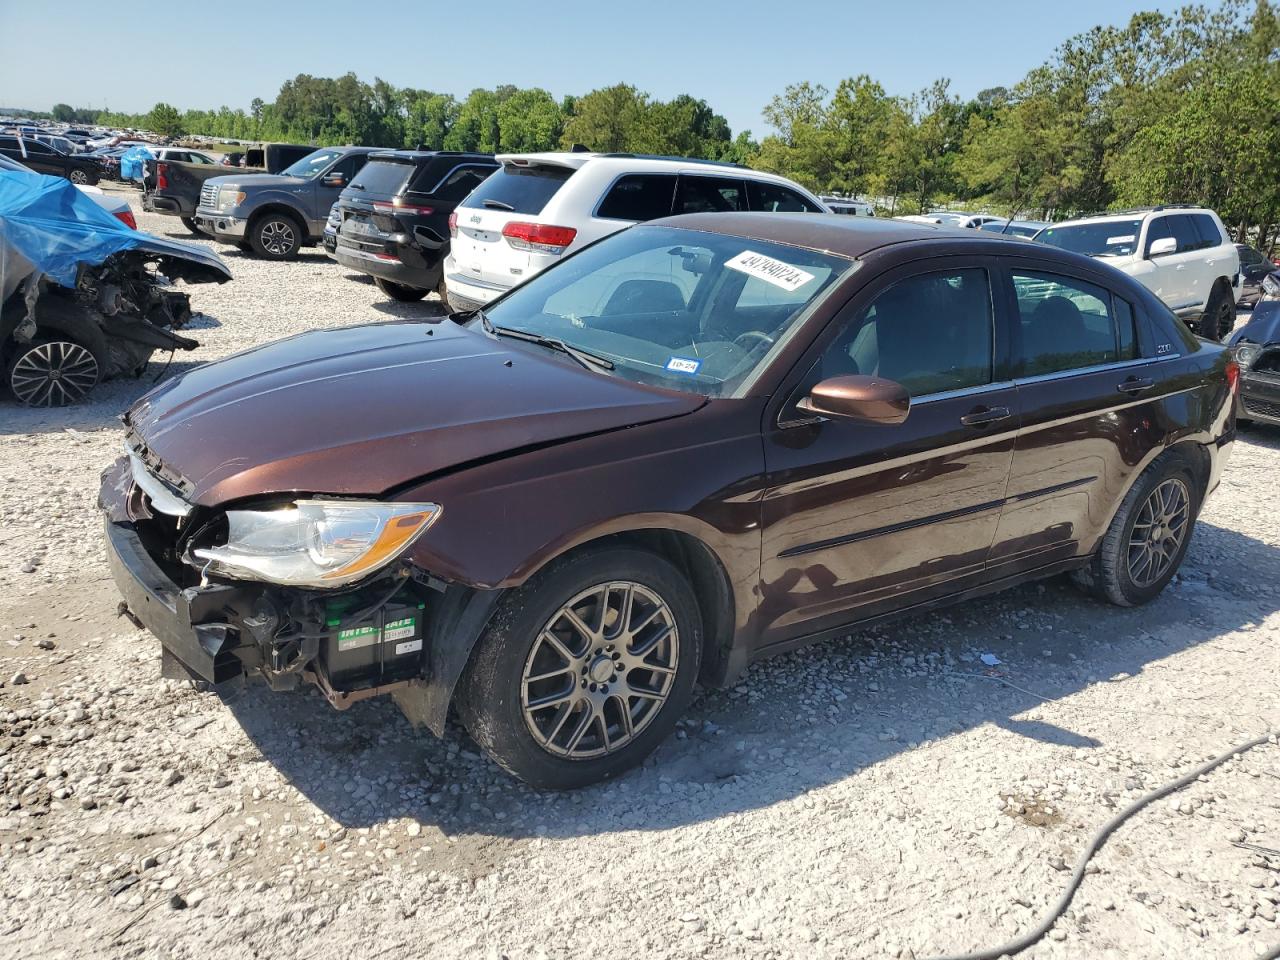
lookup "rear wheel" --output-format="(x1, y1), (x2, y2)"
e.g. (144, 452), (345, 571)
(249, 212), (303, 260)
(374, 277), (429, 302)
(1203, 283), (1236, 341)
(459, 548), (701, 789)
(68, 168), (89, 185)
(1079, 457), (1201, 606)
(5, 339), (100, 406)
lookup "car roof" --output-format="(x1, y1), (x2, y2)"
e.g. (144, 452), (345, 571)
(644, 211), (952, 257)
(495, 151), (760, 178)
(367, 149), (496, 163)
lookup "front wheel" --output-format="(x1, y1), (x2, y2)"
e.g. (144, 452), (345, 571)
(374, 277), (429, 302)
(459, 548), (702, 789)
(1203, 284), (1236, 341)
(1079, 458), (1201, 606)
(249, 213), (303, 260)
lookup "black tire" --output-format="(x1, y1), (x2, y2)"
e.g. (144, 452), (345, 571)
(435, 275), (449, 303)
(1078, 455), (1202, 607)
(248, 211), (303, 260)
(458, 547), (702, 790)
(235, 241), (252, 252)
(1203, 283), (1236, 342)
(374, 277), (429, 302)
(180, 216), (201, 235)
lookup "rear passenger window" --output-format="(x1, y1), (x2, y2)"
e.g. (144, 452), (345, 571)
(808, 269), (994, 398)
(675, 176), (746, 214)
(1012, 272), (1135, 376)
(747, 181), (822, 213)
(596, 174), (677, 221)
(1191, 214), (1222, 248)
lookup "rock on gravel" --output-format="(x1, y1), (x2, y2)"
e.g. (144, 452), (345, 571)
(1, 184), (1278, 960)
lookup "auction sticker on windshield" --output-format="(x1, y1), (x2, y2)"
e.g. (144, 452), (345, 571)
(725, 250), (815, 292)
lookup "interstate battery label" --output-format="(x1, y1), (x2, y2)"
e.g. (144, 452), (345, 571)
(725, 250), (815, 292)
(335, 617), (417, 651)
(336, 625), (380, 652)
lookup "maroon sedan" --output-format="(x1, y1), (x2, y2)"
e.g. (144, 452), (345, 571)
(101, 214), (1238, 788)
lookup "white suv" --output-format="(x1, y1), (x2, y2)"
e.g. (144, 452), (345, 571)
(443, 153), (827, 312)
(1033, 207), (1242, 340)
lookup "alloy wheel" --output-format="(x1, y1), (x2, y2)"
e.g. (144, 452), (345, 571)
(521, 581), (679, 760)
(9, 341), (99, 406)
(259, 219), (296, 256)
(1127, 477), (1190, 587)
(69, 169), (88, 185)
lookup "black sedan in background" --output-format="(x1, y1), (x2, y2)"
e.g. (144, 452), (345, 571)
(0, 135), (101, 184)
(1230, 274), (1280, 426)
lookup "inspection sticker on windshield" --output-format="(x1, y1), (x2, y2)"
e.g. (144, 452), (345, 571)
(665, 357), (702, 375)
(725, 250), (815, 292)
(1106, 235), (1135, 245)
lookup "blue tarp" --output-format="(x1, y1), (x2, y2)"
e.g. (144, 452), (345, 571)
(119, 145), (155, 181)
(0, 171), (230, 300)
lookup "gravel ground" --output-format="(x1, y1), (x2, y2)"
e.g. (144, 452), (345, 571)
(1, 184), (1278, 960)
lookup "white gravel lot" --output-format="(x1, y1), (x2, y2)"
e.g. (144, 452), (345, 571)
(1, 183), (1278, 960)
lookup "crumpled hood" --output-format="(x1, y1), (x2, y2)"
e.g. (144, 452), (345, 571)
(125, 320), (705, 505)
(1229, 300), (1280, 347)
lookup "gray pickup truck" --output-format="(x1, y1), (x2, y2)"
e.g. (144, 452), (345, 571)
(194, 146), (377, 260)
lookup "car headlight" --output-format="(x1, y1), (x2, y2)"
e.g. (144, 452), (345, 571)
(1235, 342), (1262, 369)
(217, 187), (246, 212)
(191, 500), (441, 588)
(1263, 273), (1280, 299)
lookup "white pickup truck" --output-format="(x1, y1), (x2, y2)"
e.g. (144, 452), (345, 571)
(1033, 206), (1241, 340)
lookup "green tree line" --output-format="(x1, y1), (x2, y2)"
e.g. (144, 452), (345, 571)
(74, 0), (1278, 246)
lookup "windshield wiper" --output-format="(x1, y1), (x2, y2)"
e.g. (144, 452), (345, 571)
(482, 199), (515, 211)
(492, 325), (615, 372)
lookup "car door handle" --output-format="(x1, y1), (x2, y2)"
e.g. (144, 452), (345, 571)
(1117, 376), (1154, 394)
(960, 405), (1011, 426)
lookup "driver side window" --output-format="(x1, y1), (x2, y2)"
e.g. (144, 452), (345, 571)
(806, 268), (995, 400)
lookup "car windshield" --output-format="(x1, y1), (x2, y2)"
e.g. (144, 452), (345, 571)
(1035, 220), (1143, 257)
(280, 150), (342, 179)
(474, 225), (855, 398)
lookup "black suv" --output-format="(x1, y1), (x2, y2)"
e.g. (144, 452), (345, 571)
(0, 136), (101, 185)
(331, 150), (497, 301)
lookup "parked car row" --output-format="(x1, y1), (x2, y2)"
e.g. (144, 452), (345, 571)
(0, 134), (104, 185)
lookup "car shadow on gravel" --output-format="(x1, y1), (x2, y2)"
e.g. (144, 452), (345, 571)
(0, 359), (207, 436)
(371, 300), (450, 320)
(217, 517), (1280, 841)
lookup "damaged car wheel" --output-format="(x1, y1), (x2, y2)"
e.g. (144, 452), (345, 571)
(460, 548), (701, 790)
(6, 339), (100, 406)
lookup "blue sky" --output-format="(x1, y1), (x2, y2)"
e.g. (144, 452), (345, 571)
(1, 0), (1197, 135)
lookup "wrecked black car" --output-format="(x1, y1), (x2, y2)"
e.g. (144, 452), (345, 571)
(0, 171), (230, 406)
(1229, 273), (1280, 427)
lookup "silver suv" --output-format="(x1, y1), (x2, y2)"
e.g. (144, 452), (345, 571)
(1034, 206), (1241, 340)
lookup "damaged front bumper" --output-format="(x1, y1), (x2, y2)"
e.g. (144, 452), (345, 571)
(1240, 366), (1280, 425)
(98, 457), (499, 735)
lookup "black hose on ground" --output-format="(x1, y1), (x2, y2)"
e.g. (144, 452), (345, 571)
(922, 729), (1279, 960)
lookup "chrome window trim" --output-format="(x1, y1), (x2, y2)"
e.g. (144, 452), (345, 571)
(911, 380), (1015, 405)
(1012, 354), (1178, 387)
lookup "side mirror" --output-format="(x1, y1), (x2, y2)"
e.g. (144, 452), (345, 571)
(796, 375), (911, 425)
(1148, 237), (1177, 258)
(322, 172), (346, 188)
